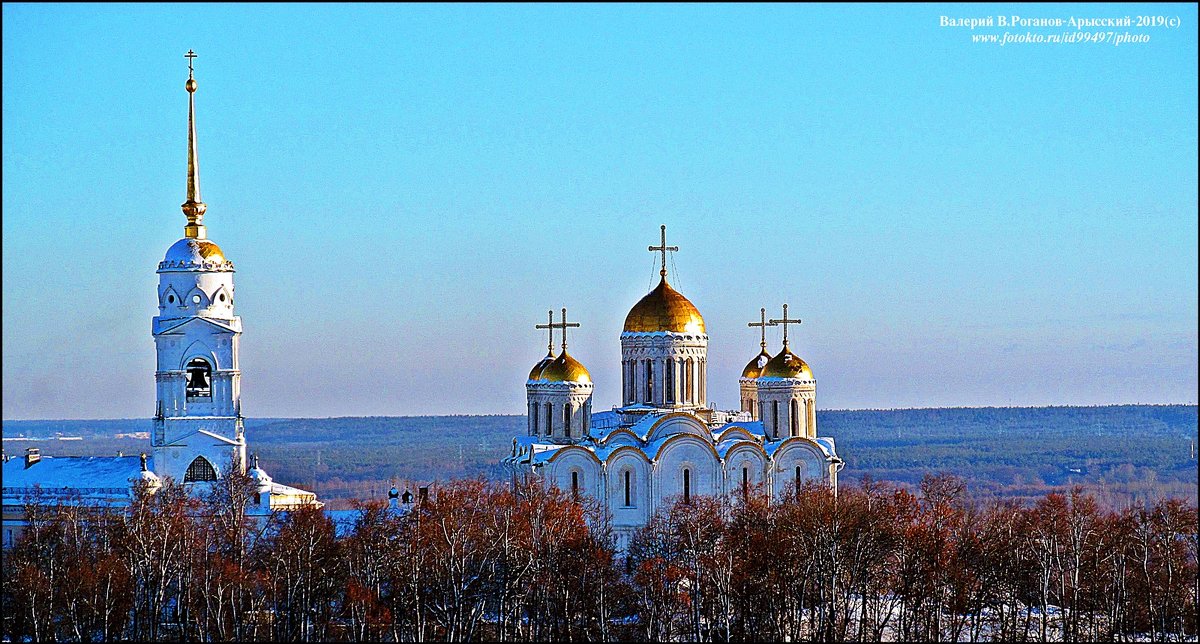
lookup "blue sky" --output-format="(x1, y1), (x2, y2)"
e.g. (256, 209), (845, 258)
(3, 3), (1196, 418)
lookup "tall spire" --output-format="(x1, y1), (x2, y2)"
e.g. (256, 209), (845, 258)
(182, 50), (207, 239)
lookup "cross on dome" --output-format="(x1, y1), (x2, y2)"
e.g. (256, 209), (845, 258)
(550, 307), (580, 351)
(748, 307), (770, 351)
(769, 304), (802, 349)
(534, 309), (556, 355)
(648, 224), (679, 278)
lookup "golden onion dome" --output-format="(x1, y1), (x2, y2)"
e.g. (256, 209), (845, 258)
(623, 277), (706, 334)
(760, 347), (813, 379)
(528, 353), (555, 381)
(741, 350), (772, 379)
(540, 351), (591, 383)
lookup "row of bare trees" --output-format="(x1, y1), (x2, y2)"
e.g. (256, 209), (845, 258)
(2, 473), (1196, 642)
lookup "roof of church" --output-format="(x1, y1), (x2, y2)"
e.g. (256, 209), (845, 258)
(2, 455), (149, 503)
(506, 409), (838, 466)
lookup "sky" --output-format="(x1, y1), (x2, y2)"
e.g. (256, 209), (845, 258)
(3, 3), (1197, 419)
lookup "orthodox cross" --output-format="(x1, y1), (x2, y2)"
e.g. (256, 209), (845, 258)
(185, 50), (197, 78)
(648, 224), (678, 277)
(551, 307), (580, 351)
(534, 309), (556, 355)
(769, 304), (802, 348)
(747, 307), (770, 351)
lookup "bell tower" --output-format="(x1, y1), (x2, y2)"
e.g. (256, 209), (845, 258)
(151, 51), (246, 484)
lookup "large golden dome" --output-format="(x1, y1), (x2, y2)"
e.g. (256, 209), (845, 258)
(539, 351), (591, 383)
(741, 350), (772, 379)
(760, 347), (813, 379)
(623, 277), (706, 334)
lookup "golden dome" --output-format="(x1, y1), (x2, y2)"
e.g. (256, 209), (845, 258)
(623, 277), (706, 334)
(760, 347), (813, 379)
(528, 353), (555, 381)
(741, 350), (772, 379)
(540, 351), (591, 383)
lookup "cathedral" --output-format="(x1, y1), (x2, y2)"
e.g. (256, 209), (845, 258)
(506, 227), (844, 549)
(2, 53), (316, 545)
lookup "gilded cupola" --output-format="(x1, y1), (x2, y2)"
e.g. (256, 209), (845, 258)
(540, 352), (592, 383)
(623, 277), (706, 334)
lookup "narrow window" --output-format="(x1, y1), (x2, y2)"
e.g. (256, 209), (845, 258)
(772, 401), (780, 438)
(571, 471), (579, 499)
(790, 399), (799, 437)
(530, 401), (538, 435)
(185, 358), (212, 399)
(184, 457), (217, 482)
(544, 403), (552, 436)
(795, 465), (802, 493)
(742, 466), (749, 495)
(564, 403), (572, 438)
(624, 470), (632, 507)
(685, 358), (694, 403)
(645, 360), (653, 402)
(665, 359), (674, 404)
(683, 468), (691, 504)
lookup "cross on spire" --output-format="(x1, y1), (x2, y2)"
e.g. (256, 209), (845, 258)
(534, 309), (556, 355)
(648, 224), (679, 278)
(185, 50), (197, 79)
(769, 303), (802, 349)
(553, 307), (581, 351)
(747, 307), (770, 351)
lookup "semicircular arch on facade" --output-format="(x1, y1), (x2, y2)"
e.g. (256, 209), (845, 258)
(545, 446), (603, 500)
(644, 411), (713, 443)
(600, 428), (643, 448)
(723, 441), (769, 492)
(713, 424), (759, 443)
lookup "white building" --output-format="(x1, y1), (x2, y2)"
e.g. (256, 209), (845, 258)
(2, 54), (316, 547)
(506, 227), (843, 550)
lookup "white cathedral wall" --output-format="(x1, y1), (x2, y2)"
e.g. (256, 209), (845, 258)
(620, 332), (708, 408)
(547, 450), (602, 499)
(723, 444), (768, 494)
(770, 440), (831, 498)
(652, 436), (721, 506)
(606, 451), (652, 531)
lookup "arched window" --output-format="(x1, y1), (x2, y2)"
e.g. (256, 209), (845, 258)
(571, 470), (580, 499)
(563, 403), (572, 438)
(583, 400), (591, 434)
(530, 402), (538, 435)
(665, 359), (674, 404)
(772, 401), (780, 438)
(185, 358), (212, 399)
(624, 470), (632, 507)
(795, 465), (803, 493)
(685, 358), (694, 403)
(644, 360), (653, 403)
(544, 403), (552, 436)
(742, 466), (749, 495)
(683, 468), (691, 504)
(790, 399), (799, 437)
(185, 456), (217, 482)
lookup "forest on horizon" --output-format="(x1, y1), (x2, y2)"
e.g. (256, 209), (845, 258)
(3, 404), (1196, 509)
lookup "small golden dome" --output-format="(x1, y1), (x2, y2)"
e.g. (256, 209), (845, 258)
(741, 350), (772, 379)
(540, 351), (591, 383)
(528, 353), (555, 381)
(760, 347), (813, 379)
(623, 277), (706, 334)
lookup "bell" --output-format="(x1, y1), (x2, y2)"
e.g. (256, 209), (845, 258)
(187, 367), (209, 390)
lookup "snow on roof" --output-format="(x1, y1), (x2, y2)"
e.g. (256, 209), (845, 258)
(2, 455), (148, 501)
